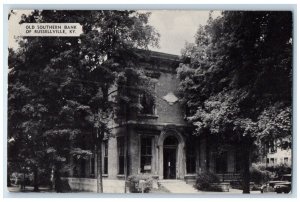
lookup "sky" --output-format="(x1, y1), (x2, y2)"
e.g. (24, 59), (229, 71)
(146, 10), (220, 55)
(9, 10), (220, 55)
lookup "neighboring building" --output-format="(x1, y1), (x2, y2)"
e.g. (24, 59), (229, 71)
(265, 140), (292, 167)
(266, 149), (292, 167)
(66, 51), (242, 190)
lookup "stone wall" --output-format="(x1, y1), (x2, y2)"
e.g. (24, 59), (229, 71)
(63, 177), (97, 192)
(63, 177), (125, 193)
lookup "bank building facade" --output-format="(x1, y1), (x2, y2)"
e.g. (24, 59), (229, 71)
(66, 50), (242, 191)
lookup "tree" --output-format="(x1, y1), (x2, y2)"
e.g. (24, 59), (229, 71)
(76, 10), (159, 193)
(8, 48), (51, 191)
(8, 10), (159, 192)
(177, 11), (292, 193)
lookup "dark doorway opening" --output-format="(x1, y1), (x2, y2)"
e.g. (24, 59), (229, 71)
(163, 136), (178, 179)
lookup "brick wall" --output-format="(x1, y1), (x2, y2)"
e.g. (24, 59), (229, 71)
(155, 72), (185, 125)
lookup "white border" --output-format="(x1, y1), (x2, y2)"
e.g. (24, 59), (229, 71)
(1, 1), (299, 202)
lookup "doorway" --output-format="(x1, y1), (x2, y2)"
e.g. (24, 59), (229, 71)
(163, 136), (178, 179)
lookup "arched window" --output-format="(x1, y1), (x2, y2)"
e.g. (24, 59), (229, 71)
(164, 136), (178, 147)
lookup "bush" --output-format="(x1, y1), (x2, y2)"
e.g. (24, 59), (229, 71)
(266, 164), (291, 179)
(127, 174), (153, 193)
(38, 170), (52, 187)
(59, 179), (72, 192)
(195, 172), (220, 191)
(250, 163), (271, 184)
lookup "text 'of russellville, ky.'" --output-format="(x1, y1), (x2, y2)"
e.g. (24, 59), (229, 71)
(18, 23), (83, 37)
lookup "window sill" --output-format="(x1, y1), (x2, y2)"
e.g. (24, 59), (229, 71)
(185, 174), (197, 176)
(117, 174), (125, 179)
(90, 174), (108, 178)
(137, 114), (159, 119)
(184, 174), (197, 181)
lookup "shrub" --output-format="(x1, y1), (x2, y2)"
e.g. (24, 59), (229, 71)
(59, 179), (72, 192)
(38, 170), (52, 187)
(195, 172), (220, 191)
(266, 164), (291, 179)
(127, 174), (153, 193)
(250, 164), (271, 184)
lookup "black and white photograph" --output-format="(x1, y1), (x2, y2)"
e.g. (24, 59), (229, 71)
(6, 8), (293, 195)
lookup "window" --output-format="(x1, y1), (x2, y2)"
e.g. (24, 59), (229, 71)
(268, 141), (277, 153)
(117, 136), (125, 174)
(140, 136), (152, 173)
(73, 157), (79, 177)
(266, 158), (269, 164)
(80, 159), (86, 177)
(270, 158), (274, 165)
(184, 107), (191, 119)
(90, 155), (95, 176)
(103, 140), (108, 175)
(139, 92), (155, 115)
(284, 157), (289, 164)
(186, 142), (196, 174)
(216, 151), (228, 173)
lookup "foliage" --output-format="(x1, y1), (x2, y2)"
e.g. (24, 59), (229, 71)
(178, 11), (292, 142)
(195, 172), (220, 191)
(250, 163), (271, 184)
(257, 104), (292, 149)
(127, 174), (153, 193)
(266, 164), (291, 179)
(177, 11), (292, 193)
(8, 10), (159, 192)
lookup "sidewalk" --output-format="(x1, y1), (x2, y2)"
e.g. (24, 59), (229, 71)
(159, 180), (261, 194)
(7, 185), (54, 193)
(7, 180), (125, 194)
(7, 182), (262, 194)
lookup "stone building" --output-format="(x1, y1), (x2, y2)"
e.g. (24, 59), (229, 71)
(67, 51), (242, 190)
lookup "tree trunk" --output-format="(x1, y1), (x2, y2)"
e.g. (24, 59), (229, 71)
(7, 172), (11, 187)
(123, 85), (129, 193)
(95, 86), (109, 193)
(206, 138), (210, 172)
(124, 124), (128, 193)
(33, 167), (39, 192)
(54, 164), (62, 193)
(21, 172), (25, 191)
(242, 145), (251, 194)
(96, 128), (103, 193)
(50, 166), (54, 190)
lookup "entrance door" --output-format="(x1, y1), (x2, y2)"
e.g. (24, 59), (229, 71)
(163, 148), (177, 179)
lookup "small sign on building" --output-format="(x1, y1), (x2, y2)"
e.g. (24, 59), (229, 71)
(144, 165), (151, 171)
